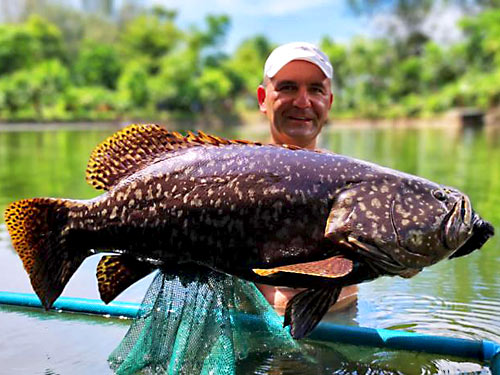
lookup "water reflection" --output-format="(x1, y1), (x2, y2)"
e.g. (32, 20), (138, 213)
(0, 125), (499, 374)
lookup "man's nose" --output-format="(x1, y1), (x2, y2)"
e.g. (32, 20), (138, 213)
(293, 88), (311, 108)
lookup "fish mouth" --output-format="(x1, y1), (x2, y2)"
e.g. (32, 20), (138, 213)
(441, 195), (474, 251)
(449, 214), (494, 259)
(442, 194), (494, 258)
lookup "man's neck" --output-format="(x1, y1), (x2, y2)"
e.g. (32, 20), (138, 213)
(270, 136), (317, 150)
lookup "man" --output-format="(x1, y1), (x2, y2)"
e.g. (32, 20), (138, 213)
(255, 42), (357, 312)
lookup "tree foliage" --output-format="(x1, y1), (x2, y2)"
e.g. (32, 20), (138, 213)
(74, 42), (122, 89)
(0, 1), (500, 122)
(0, 15), (64, 75)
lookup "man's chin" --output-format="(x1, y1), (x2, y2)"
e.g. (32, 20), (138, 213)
(282, 126), (319, 142)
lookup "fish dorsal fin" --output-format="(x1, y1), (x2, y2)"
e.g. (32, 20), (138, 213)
(85, 124), (261, 190)
(85, 123), (318, 191)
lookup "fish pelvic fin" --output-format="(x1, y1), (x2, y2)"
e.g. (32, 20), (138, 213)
(284, 287), (341, 339)
(85, 124), (263, 191)
(4, 198), (87, 309)
(97, 255), (155, 304)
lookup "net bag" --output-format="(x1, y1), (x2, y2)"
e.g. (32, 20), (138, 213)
(108, 268), (301, 375)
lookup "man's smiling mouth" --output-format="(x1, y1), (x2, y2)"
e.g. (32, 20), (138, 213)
(288, 116), (312, 121)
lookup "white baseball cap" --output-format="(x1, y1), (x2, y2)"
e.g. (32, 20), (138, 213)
(263, 42), (333, 80)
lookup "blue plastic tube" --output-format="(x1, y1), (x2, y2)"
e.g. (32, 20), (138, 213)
(309, 322), (500, 362)
(1, 291), (499, 373)
(0, 291), (138, 318)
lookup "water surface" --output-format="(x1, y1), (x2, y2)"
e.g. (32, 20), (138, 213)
(0, 124), (498, 374)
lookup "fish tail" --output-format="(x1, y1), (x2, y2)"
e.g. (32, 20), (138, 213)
(4, 198), (87, 309)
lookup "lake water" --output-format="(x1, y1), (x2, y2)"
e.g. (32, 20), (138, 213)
(0, 124), (499, 374)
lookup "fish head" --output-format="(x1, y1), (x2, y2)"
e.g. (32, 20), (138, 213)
(326, 176), (494, 275)
(391, 182), (476, 263)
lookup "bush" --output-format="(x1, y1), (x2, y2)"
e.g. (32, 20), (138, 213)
(63, 86), (119, 120)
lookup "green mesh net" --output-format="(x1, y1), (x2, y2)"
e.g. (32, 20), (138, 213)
(108, 269), (303, 375)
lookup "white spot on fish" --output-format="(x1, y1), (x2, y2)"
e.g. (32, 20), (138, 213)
(134, 189), (143, 200)
(371, 198), (381, 208)
(110, 206), (118, 219)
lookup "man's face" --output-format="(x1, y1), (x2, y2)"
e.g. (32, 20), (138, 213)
(257, 60), (333, 149)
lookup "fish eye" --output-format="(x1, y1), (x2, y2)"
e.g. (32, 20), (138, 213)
(433, 189), (447, 201)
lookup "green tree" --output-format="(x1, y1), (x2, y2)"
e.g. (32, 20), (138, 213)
(0, 15), (64, 74)
(224, 35), (273, 107)
(117, 60), (150, 108)
(147, 14), (232, 114)
(149, 48), (200, 112)
(320, 37), (348, 93)
(74, 42), (122, 89)
(334, 37), (397, 116)
(197, 67), (233, 112)
(0, 59), (69, 119)
(347, 0), (434, 36)
(187, 14), (230, 51)
(119, 8), (182, 62)
(460, 8), (500, 69)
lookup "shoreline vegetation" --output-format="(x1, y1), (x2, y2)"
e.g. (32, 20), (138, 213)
(1, 4), (500, 127)
(1, 107), (499, 135)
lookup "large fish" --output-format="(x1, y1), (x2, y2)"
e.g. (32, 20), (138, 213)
(4, 124), (494, 339)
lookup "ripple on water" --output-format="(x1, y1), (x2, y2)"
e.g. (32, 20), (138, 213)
(357, 287), (500, 343)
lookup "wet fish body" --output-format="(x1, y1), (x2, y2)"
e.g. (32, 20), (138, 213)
(4, 124), (494, 338)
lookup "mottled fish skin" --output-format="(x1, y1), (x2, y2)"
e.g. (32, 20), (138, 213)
(63, 142), (477, 285)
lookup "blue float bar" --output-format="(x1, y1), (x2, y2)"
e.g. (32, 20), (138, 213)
(1, 291), (499, 373)
(0, 291), (138, 318)
(309, 322), (500, 362)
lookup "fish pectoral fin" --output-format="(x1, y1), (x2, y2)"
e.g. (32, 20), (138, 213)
(252, 256), (353, 278)
(97, 255), (155, 304)
(252, 268), (280, 276)
(284, 287), (342, 339)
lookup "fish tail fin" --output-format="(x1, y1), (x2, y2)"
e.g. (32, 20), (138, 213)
(4, 198), (87, 309)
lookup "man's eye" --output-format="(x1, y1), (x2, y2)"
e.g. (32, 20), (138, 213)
(310, 87), (325, 94)
(278, 85), (295, 91)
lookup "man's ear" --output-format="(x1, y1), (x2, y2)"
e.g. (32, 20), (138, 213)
(328, 93), (334, 108)
(257, 85), (267, 113)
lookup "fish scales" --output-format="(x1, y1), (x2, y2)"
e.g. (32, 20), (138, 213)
(71, 144), (351, 270)
(62, 143), (461, 275)
(4, 124), (494, 339)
